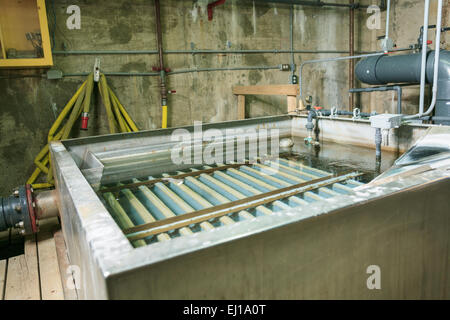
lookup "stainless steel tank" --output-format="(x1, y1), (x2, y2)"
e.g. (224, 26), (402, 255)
(50, 115), (450, 299)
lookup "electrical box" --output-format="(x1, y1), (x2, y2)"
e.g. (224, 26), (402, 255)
(0, 0), (53, 68)
(370, 113), (403, 129)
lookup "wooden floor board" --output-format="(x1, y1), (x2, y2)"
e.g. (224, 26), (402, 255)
(37, 231), (64, 300)
(4, 235), (40, 300)
(0, 259), (6, 300)
(2, 218), (77, 300)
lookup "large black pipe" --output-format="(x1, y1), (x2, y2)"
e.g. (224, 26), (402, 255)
(355, 50), (450, 125)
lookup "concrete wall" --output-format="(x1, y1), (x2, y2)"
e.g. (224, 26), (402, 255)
(0, 0), (448, 194)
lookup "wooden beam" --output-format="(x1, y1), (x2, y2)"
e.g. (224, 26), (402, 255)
(0, 21), (6, 59)
(4, 235), (40, 300)
(232, 84), (299, 96)
(287, 95), (297, 114)
(237, 95), (245, 119)
(0, 259), (6, 300)
(37, 232), (64, 300)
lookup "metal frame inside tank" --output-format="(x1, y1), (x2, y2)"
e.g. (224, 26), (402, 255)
(50, 115), (450, 299)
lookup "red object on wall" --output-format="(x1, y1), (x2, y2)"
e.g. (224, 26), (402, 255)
(81, 113), (89, 130)
(207, 0), (226, 21)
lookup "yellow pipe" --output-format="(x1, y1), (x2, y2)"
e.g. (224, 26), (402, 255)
(30, 73), (138, 188)
(110, 91), (127, 133)
(161, 105), (168, 129)
(27, 155), (49, 185)
(82, 74), (94, 114)
(34, 154), (50, 174)
(30, 118), (68, 185)
(31, 183), (54, 189)
(109, 89), (139, 132)
(48, 80), (87, 142)
(99, 74), (117, 134)
(62, 85), (87, 139)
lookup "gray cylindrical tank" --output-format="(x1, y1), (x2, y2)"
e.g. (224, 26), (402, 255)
(355, 50), (450, 125)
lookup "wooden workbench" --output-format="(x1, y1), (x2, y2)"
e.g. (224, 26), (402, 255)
(0, 218), (78, 300)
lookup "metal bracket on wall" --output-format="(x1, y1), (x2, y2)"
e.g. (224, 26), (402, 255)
(94, 58), (101, 82)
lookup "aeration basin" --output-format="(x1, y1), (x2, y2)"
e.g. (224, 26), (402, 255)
(50, 115), (450, 299)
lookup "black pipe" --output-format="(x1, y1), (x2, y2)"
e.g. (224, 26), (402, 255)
(0, 186), (37, 235)
(349, 86), (402, 114)
(355, 50), (450, 125)
(251, 0), (381, 9)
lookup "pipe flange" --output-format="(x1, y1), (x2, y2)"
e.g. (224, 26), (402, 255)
(0, 185), (38, 234)
(25, 184), (38, 234)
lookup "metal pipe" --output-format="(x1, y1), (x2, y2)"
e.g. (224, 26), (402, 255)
(299, 52), (386, 101)
(421, 0), (443, 117)
(155, 0), (164, 75)
(168, 65), (279, 75)
(418, 0), (430, 117)
(349, 0), (355, 111)
(349, 86), (402, 114)
(63, 67), (278, 78)
(404, 0), (443, 120)
(35, 190), (59, 220)
(385, 0), (391, 41)
(154, 0), (168, 129)
(375, 128), (382, 163)
(52, 48), (413, 56)
(251, 0), (374, 9)
(290, 4), (295, 81)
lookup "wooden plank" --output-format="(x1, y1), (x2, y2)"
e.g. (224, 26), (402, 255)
(0, 259), (6, 300)
(237, 95), (246, 119)
(4, 235), (40, 300)
(232, 84), (299, 96)
(37, 232), (64, 300)
(53, 230), (77, 300)
(287, 95), (297, 114)
(0, 21), (6, 59)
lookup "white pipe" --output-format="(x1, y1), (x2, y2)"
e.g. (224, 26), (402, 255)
(418, 0), (430, 116)
(422, 0), (443, 116)
(385, 0), (391, 40)
(404, 0), (443, 120)
(403, 0), (430, 119)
